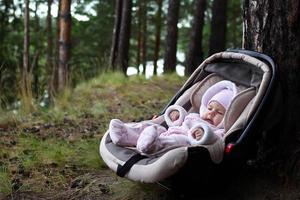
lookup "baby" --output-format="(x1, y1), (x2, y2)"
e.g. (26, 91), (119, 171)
(109, 80), (237, 154)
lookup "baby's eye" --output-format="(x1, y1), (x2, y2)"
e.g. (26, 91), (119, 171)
(217, 110), (224, 115)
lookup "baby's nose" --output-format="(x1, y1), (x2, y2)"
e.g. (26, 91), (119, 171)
(207, 111), (216, 117)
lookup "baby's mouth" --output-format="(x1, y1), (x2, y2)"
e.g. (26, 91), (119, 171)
(204, 118), (213, 125)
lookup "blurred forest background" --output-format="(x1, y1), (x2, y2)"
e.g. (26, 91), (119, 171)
(0, 0), (242, 111)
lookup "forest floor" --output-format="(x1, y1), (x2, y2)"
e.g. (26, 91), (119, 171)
(0, 73), (299, 200)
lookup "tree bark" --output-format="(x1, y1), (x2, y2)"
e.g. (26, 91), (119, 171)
(46, 0), (54, 100)
(184, 0), (206, 76)
(243, 0), (300, 174)
(51, 0), (61, 95)
(58, 0), (71, 93)
(32, 1), (40, 99)
(136, 0), (142, 74)
(116, 0), (132, 75)
(22, 0), (30, 98)
(141, 1), (147, 75)
(110, 0), (123, 71)
(209, 0), (228, 55)
(164, 0), (180, 73)
(153, 0), (163, 76)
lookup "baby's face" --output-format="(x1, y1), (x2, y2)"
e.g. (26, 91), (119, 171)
(202, 101), (226, 126)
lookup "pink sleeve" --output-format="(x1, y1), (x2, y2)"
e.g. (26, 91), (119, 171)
(182, 113), (201, 130)
(214, 128), (224, 138)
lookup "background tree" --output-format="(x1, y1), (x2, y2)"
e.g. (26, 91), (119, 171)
(110, 0), (123, 71)
(32, 1), (40, 99)
(71, 0), (115, 82)
(141, 1), (147, 75)
(51, 0), (62, 95)
(164, 0), (180, 73)
(153, 0), (163, 76)
(0, 0), (246, 109)
(0, 0), (10, 100)
(209, 0), (228, 55)
(243, 0), (300, 177)
(136, 0), (142, 74)
(226, 0), (242, 49)
(0, 0), (20, 106)
(47, 0), (54, 100)
(184, 0), (206, 76)
(58, 0), (72, 93)
(116, 0), (132, 75)
(21, 0), (33, 111)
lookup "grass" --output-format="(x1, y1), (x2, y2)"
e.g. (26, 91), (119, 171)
(0, 72), (185, 125)
(15, 134), (104, 170)
(0, 167), (12, 195)
(0, 72), (186, 198)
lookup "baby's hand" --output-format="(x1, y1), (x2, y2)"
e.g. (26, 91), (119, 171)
(192, 128), (204, 140)
(169, 110), (180, 122)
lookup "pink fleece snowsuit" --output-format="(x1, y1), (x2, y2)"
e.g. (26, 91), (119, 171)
(109, 80), (237, 154)
(109, 105), (223, 154)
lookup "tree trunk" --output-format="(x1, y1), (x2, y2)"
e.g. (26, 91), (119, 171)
(164, 0), (180, 73)
(136, 0), (142, 74)
(58, 0), (71, 93)
(110, 0), (123, 71)
(184, 0), (206, 76)
(116, 0), (132, 75)
(22, 0), (31, 100)
(209, 0), (228, 55)
(243, 0), (300, 175)
(32, 1), (40, 99)
(47, 0), (54, 100)
(153, 0), (162, 76)
(141, 1), (147, 75)
(51, 0), (61, 95)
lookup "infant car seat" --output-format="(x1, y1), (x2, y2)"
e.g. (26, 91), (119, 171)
(99, 49), (282, 191)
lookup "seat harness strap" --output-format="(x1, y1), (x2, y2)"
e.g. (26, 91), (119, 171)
(116, 154), (148, 177)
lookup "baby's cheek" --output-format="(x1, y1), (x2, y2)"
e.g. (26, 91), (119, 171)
(215, 115), (224, 125)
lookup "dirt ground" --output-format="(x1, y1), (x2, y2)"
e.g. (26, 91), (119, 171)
(1, 119), (299, 200)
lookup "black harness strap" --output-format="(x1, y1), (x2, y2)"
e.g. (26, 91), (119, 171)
(116, 154), (148, 177)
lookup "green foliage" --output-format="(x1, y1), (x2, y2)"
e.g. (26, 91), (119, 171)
(71, 0), (115, 84)
(226, 0), (243, 48)
(0, 0), (242, 114)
